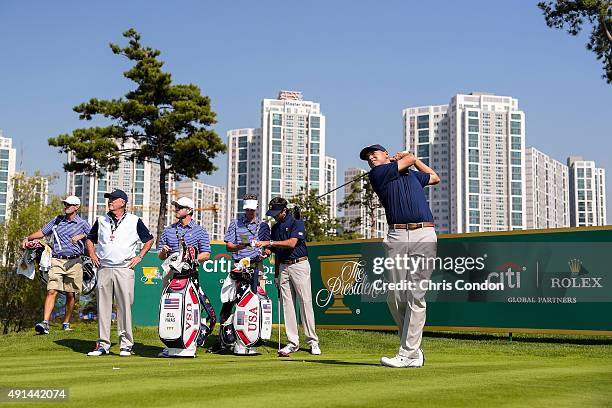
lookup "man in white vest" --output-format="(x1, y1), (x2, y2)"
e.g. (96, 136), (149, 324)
(85, 189), (154, 357)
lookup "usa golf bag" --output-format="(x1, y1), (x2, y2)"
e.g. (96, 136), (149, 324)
(220, 257), (273, 355)
(158, 244), (216, 357)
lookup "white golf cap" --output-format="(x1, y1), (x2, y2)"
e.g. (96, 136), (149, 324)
(243, 199), (258, 210)
(63, 195), (81, 206)
(171, 197), (195, 209)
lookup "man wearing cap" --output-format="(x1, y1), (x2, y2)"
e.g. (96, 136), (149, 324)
(256, 196), (321, 357)
(158, 197), (212, 288)
(85, 189), (154, 357)
(21, 195), (91, 334)
(157, 196), (212, 357)
(207, 193), (271, 353)
(359, 144), (439, 368)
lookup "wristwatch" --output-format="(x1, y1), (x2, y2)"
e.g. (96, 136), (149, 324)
(269, 240), (274, 247)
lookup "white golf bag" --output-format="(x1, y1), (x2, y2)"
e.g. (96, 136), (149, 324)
(220, 257), (273, 355)
(158, 244), (216, 357)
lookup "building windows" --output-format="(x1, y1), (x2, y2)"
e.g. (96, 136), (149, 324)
(272, 153), (281, 166)
(272, 127), (282, 139)
(417, 145), (429, 157)
(469, 179), (479, 193)
(469, 210), (480, 224)
(469, 194), (479, 209)
(272, 140), (282, 153)
(310, 116), (320, 129)
(468, 133), (479, 148)
(310, 169), (319, 181)
(468, 149), (479, 163)
(418, 130), (429, 143)
(272, 114), (282, 126)
(469, 164), (479, 178)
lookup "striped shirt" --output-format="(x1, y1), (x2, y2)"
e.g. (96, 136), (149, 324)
(41, 215), (91, 257)
(158, 220), (211, 255)
(224, 217), (271, 260)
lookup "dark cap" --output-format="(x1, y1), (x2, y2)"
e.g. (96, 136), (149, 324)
(359, 144), (387, 160)
(266, 197), (288, 217)
(104, 189), (128, 202)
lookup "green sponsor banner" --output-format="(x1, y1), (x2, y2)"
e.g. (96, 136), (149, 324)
(133, 229), (612, 334)
(133, 245), (277, 326)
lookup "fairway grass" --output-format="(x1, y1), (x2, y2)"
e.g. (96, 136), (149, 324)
(1, 324), (611, 407)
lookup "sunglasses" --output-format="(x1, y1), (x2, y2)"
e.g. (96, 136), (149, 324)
(62, 202), (76, 207)
(174, 205), (188, 211)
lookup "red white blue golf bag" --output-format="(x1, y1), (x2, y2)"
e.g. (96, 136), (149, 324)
(220, 257), (273, 355)
(158, 244), (216, 357)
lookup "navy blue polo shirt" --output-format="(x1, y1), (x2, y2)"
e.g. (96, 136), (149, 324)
(270, 214), (308, 263)
(369, 162), (434, 224)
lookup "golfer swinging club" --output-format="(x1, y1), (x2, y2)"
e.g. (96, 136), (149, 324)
(360, 144), (439, 368)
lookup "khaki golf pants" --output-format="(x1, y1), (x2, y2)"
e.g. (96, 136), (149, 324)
(279, 260), (319, 349)
(96, 267), (135, 350)
(384, 227), (437, 358)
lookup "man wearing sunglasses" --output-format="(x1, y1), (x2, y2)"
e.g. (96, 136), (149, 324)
(157, 196), (212, 357)
(158, 197), (211, 288)
(207, 193), (271, 353)
(21, 195), (91, 334)
(85, 189), (154, 357)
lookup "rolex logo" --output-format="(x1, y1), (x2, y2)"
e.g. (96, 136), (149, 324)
(568, 259), (582, 275)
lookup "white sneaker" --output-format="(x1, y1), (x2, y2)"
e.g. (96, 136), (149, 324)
(119, 348), (133, 357)
(380, 349), (424, 368)
(310, 343), (321, 355)
(278, 345), (298, 357)
(87, 344), (109, 356)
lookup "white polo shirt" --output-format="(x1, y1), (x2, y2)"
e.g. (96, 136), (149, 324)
(92, 212), (152, 268)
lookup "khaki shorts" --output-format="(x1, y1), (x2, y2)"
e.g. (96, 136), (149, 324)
(47, 258), (83, 293)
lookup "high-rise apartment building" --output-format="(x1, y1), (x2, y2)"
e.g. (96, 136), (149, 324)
(341, 167), (387, 238)
(525, 147), (569, 229)
(404, 92), (526, 233)
(0, 132), (17, 222)
(226, 91), (336, 223)
(175, 180), (226, 241)
(567, 156), (606, 227)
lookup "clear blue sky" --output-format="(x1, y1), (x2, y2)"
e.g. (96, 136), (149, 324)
(1, 1), (610, 217)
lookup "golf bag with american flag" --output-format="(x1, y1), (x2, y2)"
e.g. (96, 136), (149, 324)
(219, 257), (273, 355)
(158, 243), (216, 357)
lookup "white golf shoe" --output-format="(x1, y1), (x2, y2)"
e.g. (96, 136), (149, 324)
(380, 349), (424, 368)
(278, 345), (298, 357)
(310, 343), (322, 355)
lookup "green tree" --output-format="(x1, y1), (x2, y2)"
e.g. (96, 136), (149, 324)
(538, 0), (612, 83)
(338, 171), (384, 239)
(0, 173), (62, 333)
(48, 29), (226, 241)
(289, 189), (351, 242)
